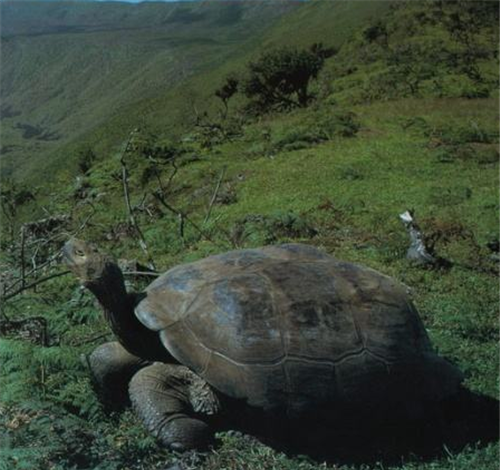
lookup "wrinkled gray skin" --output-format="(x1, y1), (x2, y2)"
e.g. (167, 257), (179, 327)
(64, 239), (219, 451)
(63, 238), (463, 452)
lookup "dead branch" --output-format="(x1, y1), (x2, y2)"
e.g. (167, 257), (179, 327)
(20, 227), (26, 290)
(399, 210), (437, 265)
(70, 332), (110, 347)
(2, 270), (71, 301)
(118, 258), (159, 278)
(152, 157), (179, 198)
(119, 130), (156, 270)
(178, 213), (185, 244)
(4, 251), (62, 295)
(0, 316), (48, 346)
(399, 209), (497, 274)
(165, 159), (179, 194)
(204, 166), (226, 225)
(73, 202), (97, 237)
(151, 190), (224, 248)
(23, 215), (70, 240)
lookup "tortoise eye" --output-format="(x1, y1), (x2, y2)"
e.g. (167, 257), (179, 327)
(75, 249), (85, 257)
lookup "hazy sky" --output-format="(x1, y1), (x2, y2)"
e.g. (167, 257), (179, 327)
(96, 0), (198, 2)
(94, 1), (196, 3)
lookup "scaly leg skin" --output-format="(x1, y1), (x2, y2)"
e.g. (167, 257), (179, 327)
(84, 341), (150, 407)
(129, 363), (221, 451)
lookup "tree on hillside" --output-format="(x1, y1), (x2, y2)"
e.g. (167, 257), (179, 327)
(363, 21), (389, 48)
(215, 74), (239, 119)
(387, 43), (436, 96)
(434, 0), (499, 82)
(242, 43), (336, 112)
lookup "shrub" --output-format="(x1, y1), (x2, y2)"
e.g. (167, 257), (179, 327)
(271, 125), (323, 152)
(238, 212), (318, 245)
(242, 43), (336, 112)
(362, 20), (389, 47)
(338, 165), (364, 181)
(439, 74), (491, 98)
(426, 121), (498, 146)
(215, 74), (239, 117)
(313, 110), (360, 138)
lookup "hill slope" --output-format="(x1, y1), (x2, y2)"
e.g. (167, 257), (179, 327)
(0, 1), (498, 470)
(0, 0), (301, 178)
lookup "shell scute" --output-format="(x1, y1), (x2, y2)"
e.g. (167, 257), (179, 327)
(215, 249), (270, 269)
(184, 274), (283, 364)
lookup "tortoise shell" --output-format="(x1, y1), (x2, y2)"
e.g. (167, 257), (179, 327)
(135, 244), (462, 415)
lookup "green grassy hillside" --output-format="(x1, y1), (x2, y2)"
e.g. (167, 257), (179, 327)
(0, 0), (301, 178)
(0, 1), (498, 469)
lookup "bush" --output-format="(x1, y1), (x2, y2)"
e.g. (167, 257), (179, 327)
(313, 110), (360, 138)
(271, 125), (323, 152)
(237, 211), (318, 245)
(439, 74), (491, 98)
(242, 43), (336, 112)
(427, 123), (498, 145)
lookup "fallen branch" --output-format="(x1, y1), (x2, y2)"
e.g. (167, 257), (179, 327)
(70, 332), (110, 347)
(0, 316), (48, 346)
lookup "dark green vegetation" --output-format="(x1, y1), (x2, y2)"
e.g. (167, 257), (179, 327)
(1, 1), (498, 469)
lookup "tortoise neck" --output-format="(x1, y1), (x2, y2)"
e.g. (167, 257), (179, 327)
(86, 261), (129, 322)
(87, 262), (142, 353)
(87, 262), (174, 362)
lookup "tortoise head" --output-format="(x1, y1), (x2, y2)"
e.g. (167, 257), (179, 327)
(63, 238), (121, 289)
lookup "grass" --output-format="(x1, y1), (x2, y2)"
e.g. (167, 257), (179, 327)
(2, 93), (497, 470)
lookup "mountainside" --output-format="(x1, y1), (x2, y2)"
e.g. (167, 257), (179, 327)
(0, 1), (498, 470)
(0, 0), (302, 178)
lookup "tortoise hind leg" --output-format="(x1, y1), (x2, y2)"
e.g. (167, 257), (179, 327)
(129, 363), (220, 451)
(84, 341), (150, 408)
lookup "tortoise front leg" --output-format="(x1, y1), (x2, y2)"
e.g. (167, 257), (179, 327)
(129, 363), (220, 451)
(84, 341), (150, 407)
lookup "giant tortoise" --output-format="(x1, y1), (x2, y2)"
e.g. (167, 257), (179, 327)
(64, 239), (463, 451)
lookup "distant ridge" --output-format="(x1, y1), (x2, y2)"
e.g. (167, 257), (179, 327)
(0, 0), (304, 178)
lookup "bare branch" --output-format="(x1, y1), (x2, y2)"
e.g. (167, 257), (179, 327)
(70, 332), (110, 347)
(20, 227), (26, 290)
(2, 270), (71, 301)
(73, 202), (97, 237)
(119, 130), (156, 271)
(151, 191), (224, 248)
(204, 167), (226, 225)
